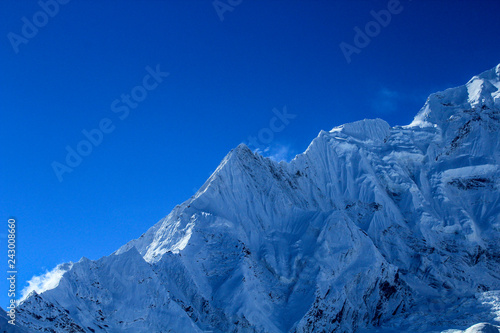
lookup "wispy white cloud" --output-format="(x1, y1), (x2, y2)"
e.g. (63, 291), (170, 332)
(20, 262), (73, 303)
(256, 143), (296, 163)
(370, 87), (428, 116)
(371, 87), (400, 115)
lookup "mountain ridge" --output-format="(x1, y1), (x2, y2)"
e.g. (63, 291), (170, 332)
(11, 64), (500, 333)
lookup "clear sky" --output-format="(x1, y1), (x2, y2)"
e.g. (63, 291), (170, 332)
(1, 0), (500, 308)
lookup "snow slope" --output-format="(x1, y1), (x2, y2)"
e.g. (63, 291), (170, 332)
(10, 64), (500, 332)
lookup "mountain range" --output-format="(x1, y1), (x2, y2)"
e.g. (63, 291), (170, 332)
(8, 64), (500, 333)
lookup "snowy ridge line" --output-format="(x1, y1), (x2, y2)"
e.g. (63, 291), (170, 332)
(10, 63), (500, 333)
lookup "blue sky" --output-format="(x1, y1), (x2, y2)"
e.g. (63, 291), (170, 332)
(1, 0), (500, 308)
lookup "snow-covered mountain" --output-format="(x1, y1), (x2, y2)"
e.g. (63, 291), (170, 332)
(11, 64), (500, 332)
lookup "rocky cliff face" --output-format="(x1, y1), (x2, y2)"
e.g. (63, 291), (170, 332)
(13, 64), (500, 332)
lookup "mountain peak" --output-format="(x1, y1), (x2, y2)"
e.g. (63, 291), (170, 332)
(330, 118), (391, 143)
(235, 142), (252, 153)
(470, 63), (500, 82)
(409, 63), (500, 128)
